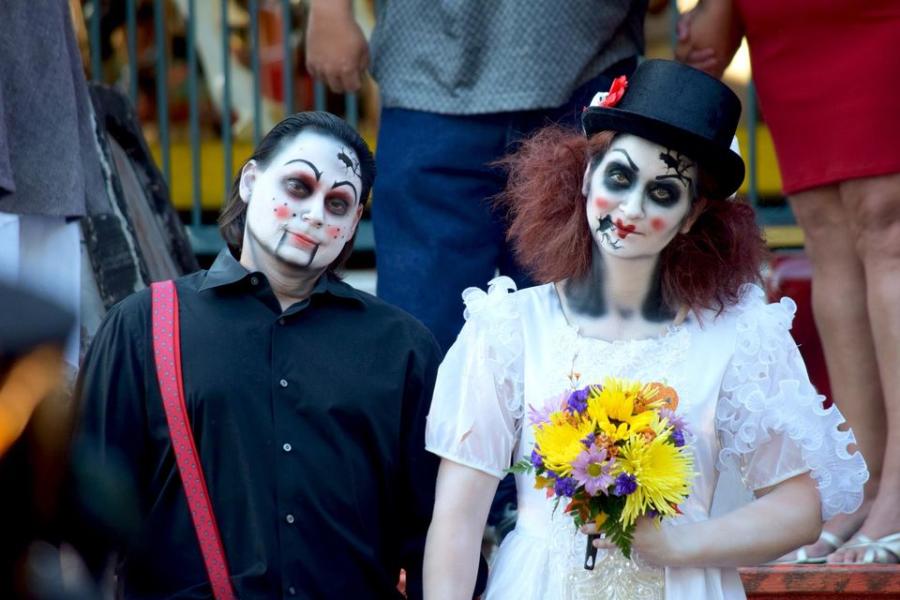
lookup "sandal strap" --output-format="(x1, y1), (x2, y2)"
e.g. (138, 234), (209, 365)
(847, 532), (900, 564)
(818, 530), (844, 549)
(845, 534), (875, 548)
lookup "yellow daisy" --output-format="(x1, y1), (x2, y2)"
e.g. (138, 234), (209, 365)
(534, 411), (595, 475)
(586, 377), (658, 440)
(616, 420), (694, 527)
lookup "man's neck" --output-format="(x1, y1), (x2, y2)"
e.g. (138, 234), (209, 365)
(240, 237), (324, 311)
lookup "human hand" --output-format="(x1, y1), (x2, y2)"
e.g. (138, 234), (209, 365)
(305, 1), (369, 93)
(674, 0), (743, 79)
(582, 517), (684, 568)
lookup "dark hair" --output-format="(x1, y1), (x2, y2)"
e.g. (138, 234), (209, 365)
(496, 126), (768, 315)
(218, 111), (376, 272)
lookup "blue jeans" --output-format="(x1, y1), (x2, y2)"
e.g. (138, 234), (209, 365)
(373, 59), (636, 353)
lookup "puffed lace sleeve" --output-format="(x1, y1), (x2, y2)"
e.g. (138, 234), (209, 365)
(425, 276), (524, 479)
(715, 285), (869, 520)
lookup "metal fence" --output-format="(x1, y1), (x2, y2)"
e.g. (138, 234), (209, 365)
(81, 0), (794, 258)
(84, 0), (364, 256)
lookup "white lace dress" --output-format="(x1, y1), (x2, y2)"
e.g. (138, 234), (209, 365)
(426, 278), (868, 600)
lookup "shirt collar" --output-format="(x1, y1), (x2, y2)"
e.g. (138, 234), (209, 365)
(309, 270), (367, 307)
(199, 249), (250, 291)
(199, 248), (366, 307)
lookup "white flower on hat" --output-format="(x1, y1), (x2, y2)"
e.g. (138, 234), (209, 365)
(589, 91), (609, 108)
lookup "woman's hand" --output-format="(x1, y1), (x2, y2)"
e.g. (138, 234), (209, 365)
(582, 517), (687, 567)
(674, 0), (744, 79)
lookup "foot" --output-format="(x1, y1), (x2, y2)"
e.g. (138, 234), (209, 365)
(774, 530), (844, 564)
(829, 532), (900, 564)
(777, 503), (870, 563)
(828, 495), (900, 564)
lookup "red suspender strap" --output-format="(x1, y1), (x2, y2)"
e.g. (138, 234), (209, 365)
(151, 281), (237, 600)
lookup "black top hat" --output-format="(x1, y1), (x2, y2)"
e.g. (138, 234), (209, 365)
(582, 59), (745, 200)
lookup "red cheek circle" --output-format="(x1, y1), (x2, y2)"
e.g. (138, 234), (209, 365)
(593, 197), (611, 211)
(650, 217), (667, 232)
(274, 205), (291, 220)
(326, 226), (342, 239)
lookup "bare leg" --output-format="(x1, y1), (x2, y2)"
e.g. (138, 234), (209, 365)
(829, 172), (900, 563)
(785, 186), (884, 561)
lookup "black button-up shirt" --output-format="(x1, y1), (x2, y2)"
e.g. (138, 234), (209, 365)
(77, 250), (442, 599)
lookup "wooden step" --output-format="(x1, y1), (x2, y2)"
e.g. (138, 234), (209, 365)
(740, 564), (900, 599)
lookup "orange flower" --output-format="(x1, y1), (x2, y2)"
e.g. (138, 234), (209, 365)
(648, 383), (679, 412)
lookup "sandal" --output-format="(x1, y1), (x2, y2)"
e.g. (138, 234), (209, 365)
(835, 532), (900, 564)
(774, 530), (845, 564)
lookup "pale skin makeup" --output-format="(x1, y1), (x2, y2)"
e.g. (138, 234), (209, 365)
(558, 134), (699, 340)
(238, 130), (363, 310)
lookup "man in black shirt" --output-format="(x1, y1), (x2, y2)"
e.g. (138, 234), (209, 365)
(77, 112), (447, 598)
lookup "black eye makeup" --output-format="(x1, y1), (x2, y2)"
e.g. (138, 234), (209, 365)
(326, 195), (350, 215)
(284, 176), (314, 197)
(603, 163), (634, 189)
(647, 182), (681, 207)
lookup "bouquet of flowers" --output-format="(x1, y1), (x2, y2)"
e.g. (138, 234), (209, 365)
(510, 377), (694, 568)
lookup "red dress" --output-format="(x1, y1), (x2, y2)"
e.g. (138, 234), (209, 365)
(735, 0), (900, 194)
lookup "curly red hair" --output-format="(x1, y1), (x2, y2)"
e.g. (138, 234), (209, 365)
(496, 126), (768, 314)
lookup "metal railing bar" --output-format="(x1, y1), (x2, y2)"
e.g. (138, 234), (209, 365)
(250, 0), (262, 145)
(187, 0), (201, 227)
(345, 93), (358, 128)
(221, 0), (233, 198)
(282, 0), (294, 116)
(154, 0), (171, 184)
(90, 0), (102, 81)
(126, 0), (138, 104)
(314, 80), (326, 112)
(747, 80), (759, 207)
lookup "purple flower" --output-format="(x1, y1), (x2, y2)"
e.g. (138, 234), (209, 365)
(571, 446), (614, 496)
(659, 408), (688, 447)
(528, 402), (555, 427)
(659, 408), (687, 432)
(581, 432), (596, 447)
(530, 448), (544, 469)
(554, 476), (578, 498)
(613, 473), (638, 497)
(566, 387), (591, 414)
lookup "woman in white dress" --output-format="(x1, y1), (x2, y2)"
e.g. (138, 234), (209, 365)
(421, 59), (868, 600)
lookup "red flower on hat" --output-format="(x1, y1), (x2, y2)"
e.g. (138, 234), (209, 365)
(599, 76), (628, 108)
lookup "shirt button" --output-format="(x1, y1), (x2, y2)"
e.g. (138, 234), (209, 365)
(283, 443), (292, 452)
(288, 586), (296, 596)
(285, 513), (295, 524)
(250, 276), (259, 286)
(279, 318), (286, 325)
(279, 379), (288, 388)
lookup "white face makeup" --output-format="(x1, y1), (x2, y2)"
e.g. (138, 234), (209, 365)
(240, 130), (363, 271)
(583, 134), (697, 260)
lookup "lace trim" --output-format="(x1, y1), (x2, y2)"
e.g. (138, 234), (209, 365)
(547, 317), (691, 404)
(547, 510), (664, 600)
(461, 276), (525, 422)
(716, 285), (869, 520)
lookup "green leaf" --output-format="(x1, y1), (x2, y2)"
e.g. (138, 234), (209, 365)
(594, 496), (635, 559)
(506, 458), (534, 475)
